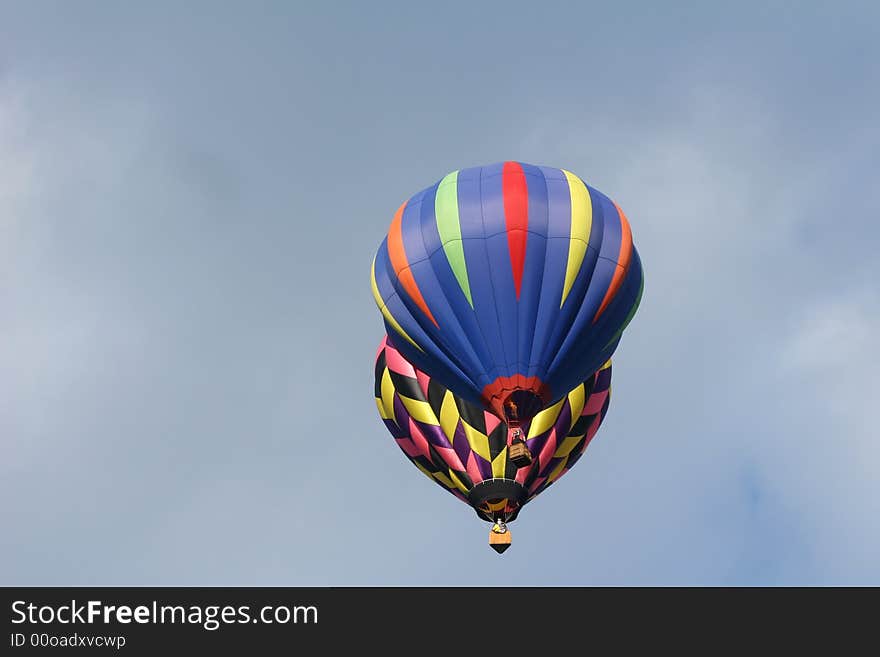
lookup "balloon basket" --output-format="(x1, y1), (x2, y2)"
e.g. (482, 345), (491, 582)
(489, 523), (512, 554)
(508, 440), (532, 468)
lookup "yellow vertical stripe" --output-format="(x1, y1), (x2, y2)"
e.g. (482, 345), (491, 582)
(439, 391), (460, 442)
(380, 369), (396, 423)
(375, 397), (392, 420)
(548, 457), (569, 482)
(528, 397), (566, 439)
(399, 396), (439, 426)
(554, 434), (585, 458)
(560, 171), (592, 307)
(370, 257), (422, 351)
(414, 462), (434, 480)
(567, 384), (586, 430)
(448, 470), (470, 494)
(491, 449), (508, 478)
(462, 421), (492, 461)
(432, 471), (456, 489)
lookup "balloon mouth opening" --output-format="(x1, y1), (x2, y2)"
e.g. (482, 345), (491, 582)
(482, 376), (551, 424)
(501, 390), (545, 426)
(468, 479), (528, 523)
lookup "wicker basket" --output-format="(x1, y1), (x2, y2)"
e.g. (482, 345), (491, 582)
(508, 440), (532, 468)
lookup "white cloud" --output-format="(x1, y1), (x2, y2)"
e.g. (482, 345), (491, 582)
(2, 8), (878, 585)
(511, 75), (880, 583)
(769, 290), (880, 581)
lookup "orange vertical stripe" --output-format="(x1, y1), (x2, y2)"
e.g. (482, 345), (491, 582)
(386, 200), (439, 327)
(593, 202), (634, 323)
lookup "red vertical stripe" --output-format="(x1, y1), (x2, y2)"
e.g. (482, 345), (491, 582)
(502, 161), (528, 299)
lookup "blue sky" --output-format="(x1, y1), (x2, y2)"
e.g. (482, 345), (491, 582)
(2, 1), (878, 585)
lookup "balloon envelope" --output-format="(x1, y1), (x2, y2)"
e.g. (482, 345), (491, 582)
(371, 161), (642, 423)
(375, 335), (612, 522)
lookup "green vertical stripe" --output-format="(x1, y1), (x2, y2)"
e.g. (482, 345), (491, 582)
(603, 275), (644, 349)
(435, 170), (473, 307)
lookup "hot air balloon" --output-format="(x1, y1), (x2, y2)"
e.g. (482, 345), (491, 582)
(371, 162), (643, 551)
(371, 162), (642, 426)
(375, 336), (613, 553)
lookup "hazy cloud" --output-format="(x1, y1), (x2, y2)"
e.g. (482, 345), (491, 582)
(2, 2), (878, 585)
